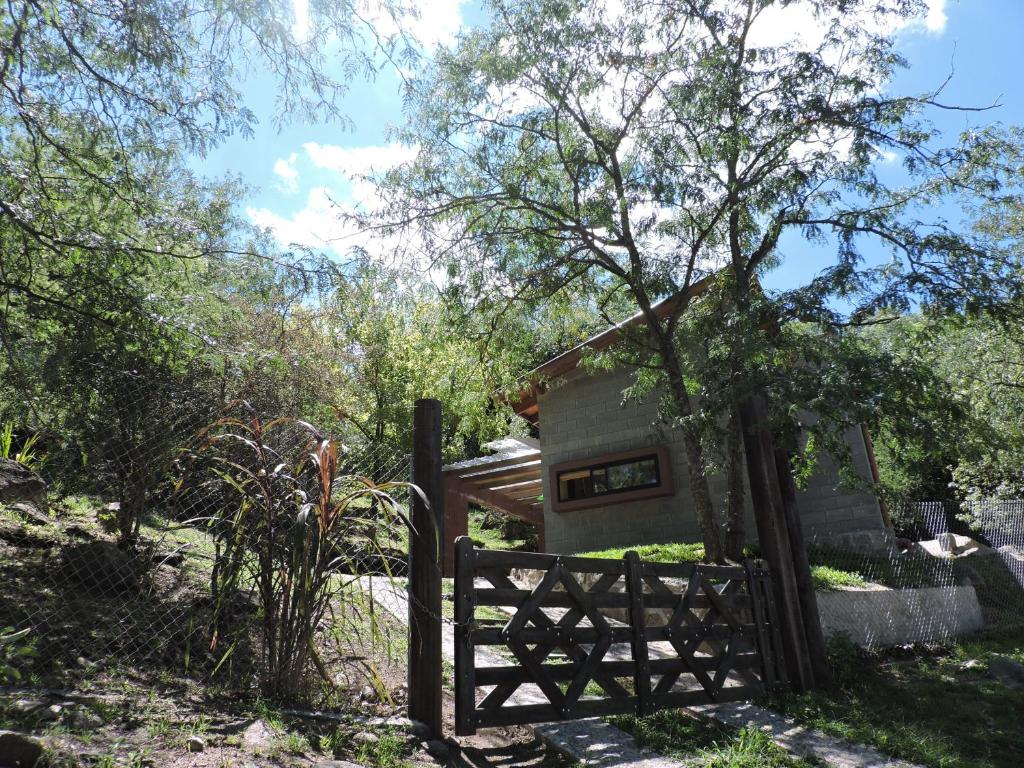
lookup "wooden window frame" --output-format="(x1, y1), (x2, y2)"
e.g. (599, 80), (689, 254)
(549, 445), (674, 513)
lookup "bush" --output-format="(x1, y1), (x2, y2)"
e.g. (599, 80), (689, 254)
(177, 403), (411, 699)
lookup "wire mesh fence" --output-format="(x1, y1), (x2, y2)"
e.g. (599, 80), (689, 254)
(802, 499), (1024, 650)
(0, 368), (412, 698)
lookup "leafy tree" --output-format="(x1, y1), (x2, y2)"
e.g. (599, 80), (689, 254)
(379, 0), (1024, 566)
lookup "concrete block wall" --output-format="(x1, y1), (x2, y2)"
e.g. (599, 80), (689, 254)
(538, 366), (886, 554)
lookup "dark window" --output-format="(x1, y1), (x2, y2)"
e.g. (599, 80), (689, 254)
(556, 454), (661, 503)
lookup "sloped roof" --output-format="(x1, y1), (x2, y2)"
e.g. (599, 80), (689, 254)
(510, 277), (712, 422)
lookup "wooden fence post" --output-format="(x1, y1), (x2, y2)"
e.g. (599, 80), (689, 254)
(408, 398), (444, 737)
(623, 550), (652, 717)
(454, 535), (476, 736)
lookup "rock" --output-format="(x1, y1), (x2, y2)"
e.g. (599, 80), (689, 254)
(998, 544), (1024, 563)
(315, 762), (366, 768)
(407, 719), (432, 741)
(424, 739), (449, 760)
(989, 656), (1024, 688)
(6, 501), (50, 526)
(961, 658), (983, 671)
(0, 458), (47, 512)
(242, 718), (277, 751)
(0, 730), (44, 767)
(69, 707), (105, 730)
(0, 518), (56, 549)
(354, 731), (379, 746)
(60, 540), (141, 593)
(187, 735), (205, 753)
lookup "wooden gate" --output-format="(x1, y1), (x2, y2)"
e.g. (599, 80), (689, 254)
(453, 536), (786, 735)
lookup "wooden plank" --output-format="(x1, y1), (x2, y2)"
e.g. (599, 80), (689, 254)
(408, 399), (444, 738)
(474, 588), (743, 611)
(641, 561), (747, 580)
(625, 551), (652, 717)
(473, 696), (639, 729)
(474, 548), (627, 574)
(464, 462), (543, 486)
(447, 453), (540, 479)
(744, 559), (775, 690)
(649, 683), (761, 711)
(503, 562), (561, 639)
(454, 536), (476, 736)
(474, 654), (763, 686)
(454, 482), (544, 525)
(563, 634), (612, 714)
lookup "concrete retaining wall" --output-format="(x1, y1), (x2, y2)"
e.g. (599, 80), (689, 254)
(509, 568), (984, 647)
(816, 585), (984, 647)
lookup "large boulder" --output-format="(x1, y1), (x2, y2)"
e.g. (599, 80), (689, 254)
(0, 730), (43, 767)
(0, 458), (47, 514)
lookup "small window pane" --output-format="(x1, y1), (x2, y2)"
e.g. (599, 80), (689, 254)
(556, 453), (662, 503)
(606, 458), (658, 490)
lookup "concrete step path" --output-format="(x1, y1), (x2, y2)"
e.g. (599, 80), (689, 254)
(361, 577), (923, 768)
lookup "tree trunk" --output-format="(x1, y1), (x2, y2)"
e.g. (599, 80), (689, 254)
(667, 378), (725, 564)
(723, 405), (746, 562)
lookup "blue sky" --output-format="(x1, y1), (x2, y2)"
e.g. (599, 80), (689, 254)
(200, 0), (1024, 292)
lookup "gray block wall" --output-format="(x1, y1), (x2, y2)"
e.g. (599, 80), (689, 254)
(538, 367), (886, 554)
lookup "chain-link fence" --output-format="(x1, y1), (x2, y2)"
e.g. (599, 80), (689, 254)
(0, 366), (412, 699)
(802, 499), (1024, 650)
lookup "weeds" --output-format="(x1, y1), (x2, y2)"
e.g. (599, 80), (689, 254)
(356, 730), (412, 768)
(0, 626), (34, 683)
(0, 422), (46, 472)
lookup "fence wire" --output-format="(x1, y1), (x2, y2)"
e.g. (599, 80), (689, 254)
(0, 368), (412, 696)
(802, 499), (1024, 650)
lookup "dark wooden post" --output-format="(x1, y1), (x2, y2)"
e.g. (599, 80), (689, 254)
(453, 535), (476, 736)
(623, 550), (652, 717)
(774, 446), (831, 688)
(738, 394), (814, 692)
(408, 398), (444, 736)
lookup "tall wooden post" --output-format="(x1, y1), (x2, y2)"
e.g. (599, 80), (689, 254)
(738, 395), (814, 691)
(774, 446), (831, 687)
(408, 399), (444, 736)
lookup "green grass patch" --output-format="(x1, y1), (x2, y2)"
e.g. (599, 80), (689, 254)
(771, 629), (1024, 768)
(468, 508), (534, 551)
(611, 708), (815, 767)
(577, 541), (706, 563)
(577, 541), (866, 592)
(809, 565), (866, 591)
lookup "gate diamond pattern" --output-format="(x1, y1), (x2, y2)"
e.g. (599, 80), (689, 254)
(454, 537), (785, 735)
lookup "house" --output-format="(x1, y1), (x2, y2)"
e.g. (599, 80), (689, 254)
(441, 296), (893, 571)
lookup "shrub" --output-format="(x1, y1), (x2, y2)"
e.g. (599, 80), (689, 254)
(178, 403), (411, 699)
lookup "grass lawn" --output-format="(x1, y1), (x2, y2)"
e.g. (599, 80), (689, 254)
(770, 630), (1024, 768)
(610, 708), (817, 767)
(576, 541), (868, 591)
(467, 507), (536, 551)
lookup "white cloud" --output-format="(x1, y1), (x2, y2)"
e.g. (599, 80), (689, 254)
(924, 0), (948, 34)
(272, 152), (300, 193)
(750, 0), (948, 50)
(362, 0), (468, 52)
(248, 186), (348, 252)
(303, 142), (417, 178)
(249, 142), (420, 264)
(291, 0), (310, 41)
